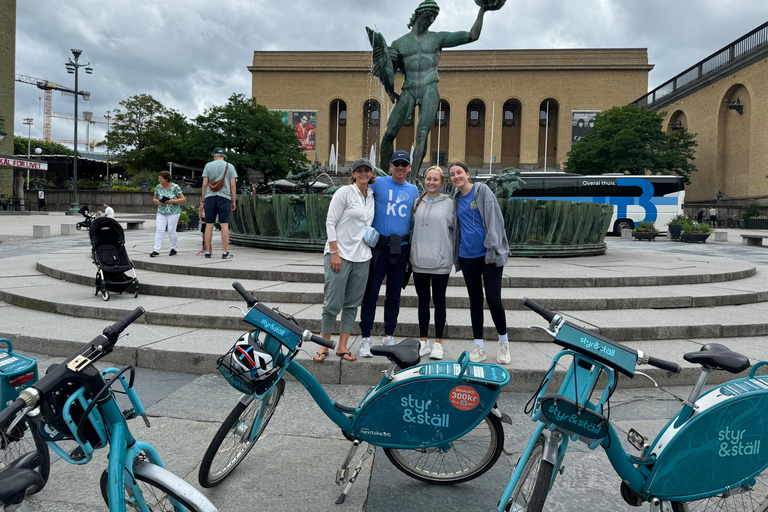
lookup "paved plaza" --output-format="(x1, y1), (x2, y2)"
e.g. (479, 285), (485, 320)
(2, 211), (768, 511)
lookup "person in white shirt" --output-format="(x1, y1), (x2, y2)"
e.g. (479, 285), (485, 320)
(102, 203), (115, 218)
(314, 158), (376, 363)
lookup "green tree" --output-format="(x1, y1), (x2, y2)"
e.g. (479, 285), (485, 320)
(564, 104), (698, 184)
(188, 93), (308, 180)
(13, 138), (74, 156)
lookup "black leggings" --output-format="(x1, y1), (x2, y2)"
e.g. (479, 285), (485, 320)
(458, 256), (506, 340)
(413, 273), (450, 339)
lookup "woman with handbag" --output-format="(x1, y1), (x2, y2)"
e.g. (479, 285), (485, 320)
(313, 158), (376, 362)
(449, 161), (511, 365)
(150, 171), (185, 257)
(410, 166), (454, 360)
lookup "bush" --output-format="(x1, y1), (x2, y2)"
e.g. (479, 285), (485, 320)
(110, 185), (141, 192)
(742, 202), (761, 220)
(666, 214), (689, 226)
(635, 221), (658, 232)
(681, 218), (712, 234)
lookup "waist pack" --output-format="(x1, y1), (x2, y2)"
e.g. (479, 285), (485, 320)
(208, 163), (229, 192)
(363, 227), (379, 248)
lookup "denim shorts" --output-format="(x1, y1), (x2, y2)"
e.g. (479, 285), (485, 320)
(204, 196), (232, 224)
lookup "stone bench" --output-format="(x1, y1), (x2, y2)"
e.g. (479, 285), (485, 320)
(32, 225), (51, 238)
(118, 220), (145, 230)
(741, 234), (768, 246)
(60, 224), (78, 235)
(713, 231), (728, 242)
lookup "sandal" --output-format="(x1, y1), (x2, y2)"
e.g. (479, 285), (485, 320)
(313, 351), (328, 362)
(336, 351), (356, 362)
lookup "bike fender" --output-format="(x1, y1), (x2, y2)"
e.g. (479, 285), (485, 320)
(133, 461), (219, 512)
(542, 429), (561, 465)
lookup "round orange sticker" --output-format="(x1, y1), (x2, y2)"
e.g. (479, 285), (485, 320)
(449, 385), (480, 411)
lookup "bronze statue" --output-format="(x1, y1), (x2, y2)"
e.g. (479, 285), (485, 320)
(367, 0), (505, 179)
(487, 168), (526, 199)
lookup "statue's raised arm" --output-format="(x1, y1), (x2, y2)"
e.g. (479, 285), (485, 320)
(366, 27), (400, 103)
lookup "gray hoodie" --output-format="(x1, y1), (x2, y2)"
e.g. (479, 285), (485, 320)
(410, 194), (455, 274)
(453, 182), (510, 271)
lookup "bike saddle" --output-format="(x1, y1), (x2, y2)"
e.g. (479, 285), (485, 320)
(0, 451), (45, 506)
(370, 338), (420, 369)
(684, 343), (750, 374)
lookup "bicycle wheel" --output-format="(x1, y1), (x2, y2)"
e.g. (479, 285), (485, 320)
(0, 418), (50, 495)
(505, 435), (555, 512)
(671, 472), (768, 512)
(198, 379), (285, 487)
(100, 466), (207, 512)
(383, 412), (503, 484)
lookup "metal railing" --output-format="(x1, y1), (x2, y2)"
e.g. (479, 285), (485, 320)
(635, 21), (768, 108)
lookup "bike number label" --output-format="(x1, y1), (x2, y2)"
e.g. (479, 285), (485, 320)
(449, 385), (480, 411)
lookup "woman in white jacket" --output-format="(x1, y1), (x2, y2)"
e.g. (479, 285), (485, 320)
(314, 158), (376, 362)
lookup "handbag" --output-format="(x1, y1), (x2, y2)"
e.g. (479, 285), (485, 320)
(208, 163), (229, 192)
(363, 226), (379, 248)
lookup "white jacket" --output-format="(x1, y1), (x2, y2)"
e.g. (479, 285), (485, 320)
(324, 184), (375, 262)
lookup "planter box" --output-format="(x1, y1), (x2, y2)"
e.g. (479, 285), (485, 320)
(681, 233), (710, 243)
(668, 224), (683, 240)
(631, 231), (658, 241)
(746, 218), (768, 230)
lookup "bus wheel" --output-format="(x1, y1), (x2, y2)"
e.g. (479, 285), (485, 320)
(614, 219), (634, 236)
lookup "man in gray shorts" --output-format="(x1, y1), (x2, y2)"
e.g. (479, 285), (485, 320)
(201, 147), (238, 259)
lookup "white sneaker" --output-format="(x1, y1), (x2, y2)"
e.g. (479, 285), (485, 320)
(469, 346), (487, 363)
(359, 337), (372, 358)
(419, 340), (431, 356)
(497, 343), (511, 364)
(382, 335), (395, 346)
(430, 343), (444, 360)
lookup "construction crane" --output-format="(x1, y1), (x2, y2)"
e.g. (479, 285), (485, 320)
(14, 74), (91, 142)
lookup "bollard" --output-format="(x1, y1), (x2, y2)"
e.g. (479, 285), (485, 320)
(714, 231), (728, 242)
(60, 224), (78, 235)
(32, 225), (51, 238)
(621, 228), (632, 239)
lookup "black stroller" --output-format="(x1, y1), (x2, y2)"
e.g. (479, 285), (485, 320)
(76, 205), (98, 231)
(88, 217), (139, 301)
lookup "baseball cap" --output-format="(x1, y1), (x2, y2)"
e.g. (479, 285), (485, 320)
(390, 150), (411, 164)
(352, 158), (373, 172)
(212, 147), (224, 155)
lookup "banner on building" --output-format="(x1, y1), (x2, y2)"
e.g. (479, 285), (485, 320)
(292, 110), (317, 151)
(571, 111), (600, 146)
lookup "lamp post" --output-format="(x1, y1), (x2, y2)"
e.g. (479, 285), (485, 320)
(65, 48), (93, 213)
(105, 110), (111, 183)
(23, 118), (33, 192)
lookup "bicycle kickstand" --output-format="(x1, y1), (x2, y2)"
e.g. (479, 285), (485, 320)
(335, 443), (374, 505)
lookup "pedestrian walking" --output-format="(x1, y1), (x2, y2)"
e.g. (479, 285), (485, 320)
(151, 171), (185, 257)
(201, 147), (237, 259)
(313, 158), (376, 362)
(410, 166), (453, 360)
(358, 150), (420, 358)
(449, 162), (511, 364)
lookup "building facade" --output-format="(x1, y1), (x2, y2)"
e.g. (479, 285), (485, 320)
(0, 0), (16, 198)
(250, 49), (651, 171)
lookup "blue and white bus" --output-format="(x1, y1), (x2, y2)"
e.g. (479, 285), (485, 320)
(478, 172), (685, 235)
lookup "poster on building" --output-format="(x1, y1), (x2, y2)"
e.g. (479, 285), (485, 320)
(292, 110), (317, 151)
(270, 109), (291, 126)
(571, 111), (599, 146)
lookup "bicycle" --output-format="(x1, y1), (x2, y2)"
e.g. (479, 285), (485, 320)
(198, 282), (510, 503)
(0, 308), (218, 512)
(0, 339), (50, 497)
(498, 297), (768, 512)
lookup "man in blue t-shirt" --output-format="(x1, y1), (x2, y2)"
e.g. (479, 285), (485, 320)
(358, 150), (419, 358)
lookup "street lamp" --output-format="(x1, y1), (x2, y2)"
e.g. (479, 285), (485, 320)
(65, 48), (93, 213)
(105, 110), (111, 183)
(23, 118), (33, 191)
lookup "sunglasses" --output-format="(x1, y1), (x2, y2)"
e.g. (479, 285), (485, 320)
(392, 161), (410, 168)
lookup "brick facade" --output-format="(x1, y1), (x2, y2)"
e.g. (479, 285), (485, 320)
(0, 0), (15, 198)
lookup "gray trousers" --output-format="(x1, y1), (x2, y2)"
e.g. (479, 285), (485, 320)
(322, 254), (370, 334)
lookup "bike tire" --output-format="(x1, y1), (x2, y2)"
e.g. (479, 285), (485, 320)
(670, 472), (768, 512)
(383, 412), (503, 485)
(198, 379), (285, 488)
(100, 465), (209, 512)
(505, 435), (555, 512)
(0, 418), (50, 495)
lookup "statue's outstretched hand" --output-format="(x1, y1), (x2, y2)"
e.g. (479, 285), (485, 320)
(475, 0), (506, 11)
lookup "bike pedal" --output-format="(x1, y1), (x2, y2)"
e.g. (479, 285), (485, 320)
(627, 428), (649, 452)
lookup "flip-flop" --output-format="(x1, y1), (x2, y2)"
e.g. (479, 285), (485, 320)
(313, 351), (328, 362)
(336, 351), (356, 362)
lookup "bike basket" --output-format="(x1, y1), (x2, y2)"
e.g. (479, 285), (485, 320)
(536, 395), (609, 444)
(217, 335), (279, 395)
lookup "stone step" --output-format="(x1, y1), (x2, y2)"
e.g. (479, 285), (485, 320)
(36, 256), (768, 311)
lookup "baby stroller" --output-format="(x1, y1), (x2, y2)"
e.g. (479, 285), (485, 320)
(88, 217), (139, 301)
(76, 205), (97, 231)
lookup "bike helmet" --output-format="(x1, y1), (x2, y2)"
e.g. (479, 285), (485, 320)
(231, 334), (274, 380)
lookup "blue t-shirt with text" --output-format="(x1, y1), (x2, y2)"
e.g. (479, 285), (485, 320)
(369, 176), (419, 240)
(457, 186), (487, 259)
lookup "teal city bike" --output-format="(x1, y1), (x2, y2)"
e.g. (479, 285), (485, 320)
(0, 308), (218, 512)
(500, 298), (768, 512)
(198, 282), (511, 503)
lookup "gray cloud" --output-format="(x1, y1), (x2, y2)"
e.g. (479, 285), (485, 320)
(13, 0), (768, 147)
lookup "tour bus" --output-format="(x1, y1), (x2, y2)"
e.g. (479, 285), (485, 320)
(476, 172), (685, 235)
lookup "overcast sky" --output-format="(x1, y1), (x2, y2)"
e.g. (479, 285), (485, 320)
(12, 0), (768, 150)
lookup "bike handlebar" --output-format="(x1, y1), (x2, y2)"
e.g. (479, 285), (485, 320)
(310, 334), (335, 349)
(522, 297), (557, 323)
(232, 282), (258, 309)
(102, 307), (145, 345)
(646, 355), (682, 374)
(0, 399), (26, 428)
